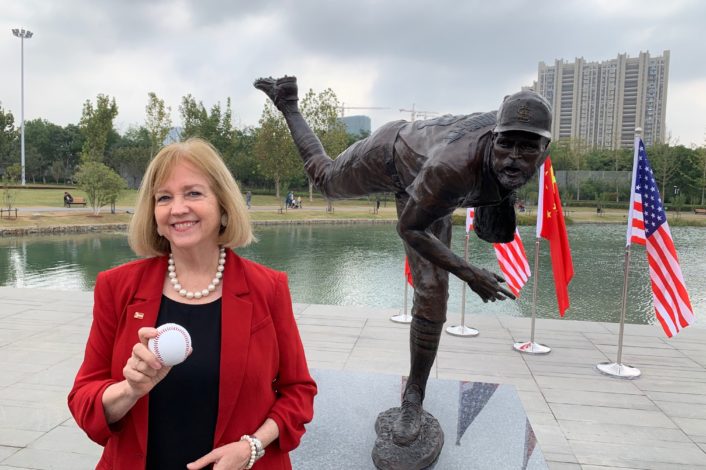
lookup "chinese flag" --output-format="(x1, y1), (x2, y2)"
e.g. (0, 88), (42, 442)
(536, 157), (574, 316)
(404, 257), (414, 287)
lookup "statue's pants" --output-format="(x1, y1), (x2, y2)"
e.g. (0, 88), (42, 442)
(283, 110), (451, 399)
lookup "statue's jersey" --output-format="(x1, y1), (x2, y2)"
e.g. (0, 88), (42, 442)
(394, 112), (513, 213)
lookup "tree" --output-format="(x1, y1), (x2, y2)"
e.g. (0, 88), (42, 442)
(4, 164), (21, 182)
(145, 92), (172, 157)
(697, 144), (706, 205)
(0, 103), (18, 171)
(1, 165), (19, 210)
(231, 127), (262, 187)
(80, 94), (119, 163)
(50, 160), (65, 183)
(106, 126), (151, 189)
(299, 87), (348, 201)
(23, 118), (72, 183)
(648, 134), (680, 198)
(75, 162), (126, 215)
(253, 102), (300, 201)
(178, 95), (236, 163)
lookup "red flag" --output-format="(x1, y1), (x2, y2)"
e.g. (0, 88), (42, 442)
(493, 229), (530, 296)
(627, 138), (694, 336)
(404, 257), (414, 287)
(536, 157), (574, 316)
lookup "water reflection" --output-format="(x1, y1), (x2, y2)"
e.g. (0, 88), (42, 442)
(1, 225), (704, 326)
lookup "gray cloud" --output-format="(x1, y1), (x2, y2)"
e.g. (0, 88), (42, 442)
(2, 0), (705, 145)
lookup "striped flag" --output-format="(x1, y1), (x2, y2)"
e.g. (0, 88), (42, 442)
(468, 207), (530, 296)
(493, 229), (531, 296)
(466, 208), (474, 233)
(627, 138), (694, 337)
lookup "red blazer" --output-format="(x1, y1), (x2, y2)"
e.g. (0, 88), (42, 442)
(68, 250), (317, 469)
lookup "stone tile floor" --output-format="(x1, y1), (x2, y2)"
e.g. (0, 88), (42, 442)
(1, 286), (706, 469)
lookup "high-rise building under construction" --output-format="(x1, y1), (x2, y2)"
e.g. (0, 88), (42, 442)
(533, 50), (669, 149)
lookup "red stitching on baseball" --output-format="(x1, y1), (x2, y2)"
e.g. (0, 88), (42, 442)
(152, 324), (190, 364)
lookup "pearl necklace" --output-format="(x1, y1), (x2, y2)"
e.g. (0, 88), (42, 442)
(168, 247), (226, 300)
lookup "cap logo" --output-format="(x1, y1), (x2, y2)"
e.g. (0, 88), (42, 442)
(516, 104), (531, 122)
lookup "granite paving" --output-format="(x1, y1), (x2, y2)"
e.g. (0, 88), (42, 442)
(1, 286), (705, 469)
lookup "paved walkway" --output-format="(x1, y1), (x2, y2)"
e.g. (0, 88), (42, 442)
(1, 286), (706, 469)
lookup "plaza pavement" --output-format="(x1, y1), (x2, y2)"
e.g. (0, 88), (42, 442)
(1, 286), (706, 470)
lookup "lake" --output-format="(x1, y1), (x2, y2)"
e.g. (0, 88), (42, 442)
(1, 224), (704, 326)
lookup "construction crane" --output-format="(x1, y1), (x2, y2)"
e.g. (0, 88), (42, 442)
(338, 103), (390, 117)
(399, 104), (439, 122)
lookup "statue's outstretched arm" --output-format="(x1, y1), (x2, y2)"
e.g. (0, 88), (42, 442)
(396, 200), (515, 302)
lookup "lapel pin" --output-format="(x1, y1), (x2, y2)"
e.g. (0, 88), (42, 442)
(134, 312), (145, 319)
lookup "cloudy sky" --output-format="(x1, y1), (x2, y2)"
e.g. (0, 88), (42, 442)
(2, 0), (705, 146)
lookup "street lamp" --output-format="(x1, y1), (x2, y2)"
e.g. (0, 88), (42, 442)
(12, 27), (33, 186)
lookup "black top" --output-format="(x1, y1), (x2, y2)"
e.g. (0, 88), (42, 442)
(146, 296), (222, 470)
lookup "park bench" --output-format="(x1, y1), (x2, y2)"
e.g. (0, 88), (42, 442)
(65, 196), (87, 208)
(694, 208), (706, 215)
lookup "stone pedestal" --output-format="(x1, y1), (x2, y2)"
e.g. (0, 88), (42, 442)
(290, 369), (547, 469)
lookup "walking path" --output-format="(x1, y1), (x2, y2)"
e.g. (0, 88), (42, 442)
(1, 286), (706, 469)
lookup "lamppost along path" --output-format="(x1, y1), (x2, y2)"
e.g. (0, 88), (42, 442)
(11, 27), (33, 186)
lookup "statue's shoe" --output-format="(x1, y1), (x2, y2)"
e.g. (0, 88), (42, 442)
(253, 76), (298, 110)
(392, 398), (423, 446)
(392, 384), (424, 446)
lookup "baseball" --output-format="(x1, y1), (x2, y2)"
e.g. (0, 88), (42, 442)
(148, 323), (192, 366)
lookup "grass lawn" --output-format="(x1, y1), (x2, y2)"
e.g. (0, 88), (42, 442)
(5, 187), (138, 208)
(2, 188), (705, 229)
(0, 212), (133, 229)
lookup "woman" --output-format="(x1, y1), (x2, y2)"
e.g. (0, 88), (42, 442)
(68, 138), (316, 469)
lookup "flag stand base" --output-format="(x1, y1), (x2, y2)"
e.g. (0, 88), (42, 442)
(445, 325), (479, 337)
(596, 362), (641, 379)
(513, 341), (551, 354)
(390, 312), (412, 324)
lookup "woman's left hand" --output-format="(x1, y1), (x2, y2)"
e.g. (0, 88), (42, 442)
(186, 441), (252, 470)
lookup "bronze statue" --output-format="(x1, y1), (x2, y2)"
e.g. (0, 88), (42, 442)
(254, 76), (552, 457)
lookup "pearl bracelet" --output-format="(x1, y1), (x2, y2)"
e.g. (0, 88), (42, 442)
(240, 434), (265, 469)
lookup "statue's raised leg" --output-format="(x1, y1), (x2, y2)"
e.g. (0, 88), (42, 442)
(254, 75), (405, 199)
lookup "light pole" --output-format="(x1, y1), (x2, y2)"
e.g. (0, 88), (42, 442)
(12, 27), (33, 186)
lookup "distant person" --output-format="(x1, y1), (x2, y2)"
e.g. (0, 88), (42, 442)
(64, 191), (74, 206)
(68, 138), (316, 469)
(297, 195), (302, 209)
(245, 190), (252, 209)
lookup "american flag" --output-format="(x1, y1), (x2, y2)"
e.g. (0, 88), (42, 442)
(627, 138), (694, 337)
(493, 229), (531, 297)
(467, 208), (530, 296)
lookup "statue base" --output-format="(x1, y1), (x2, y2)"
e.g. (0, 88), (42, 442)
(290, 369), (548, 469)
(372, 407), (444, 470)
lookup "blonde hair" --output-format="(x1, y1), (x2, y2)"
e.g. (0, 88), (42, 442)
(128, 138), (254, 257)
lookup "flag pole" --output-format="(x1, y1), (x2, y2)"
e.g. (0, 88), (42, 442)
(391, 264), (413, 324)
(597, 129), (642, 378)
(513, 237), (550, 354)
(447, 233), (479, 337)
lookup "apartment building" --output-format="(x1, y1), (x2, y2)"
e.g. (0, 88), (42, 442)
(534, 50), (669, 149)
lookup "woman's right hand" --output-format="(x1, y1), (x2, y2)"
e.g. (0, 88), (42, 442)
(122, 327), (171, 400)
(103, 327), (177, 424)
